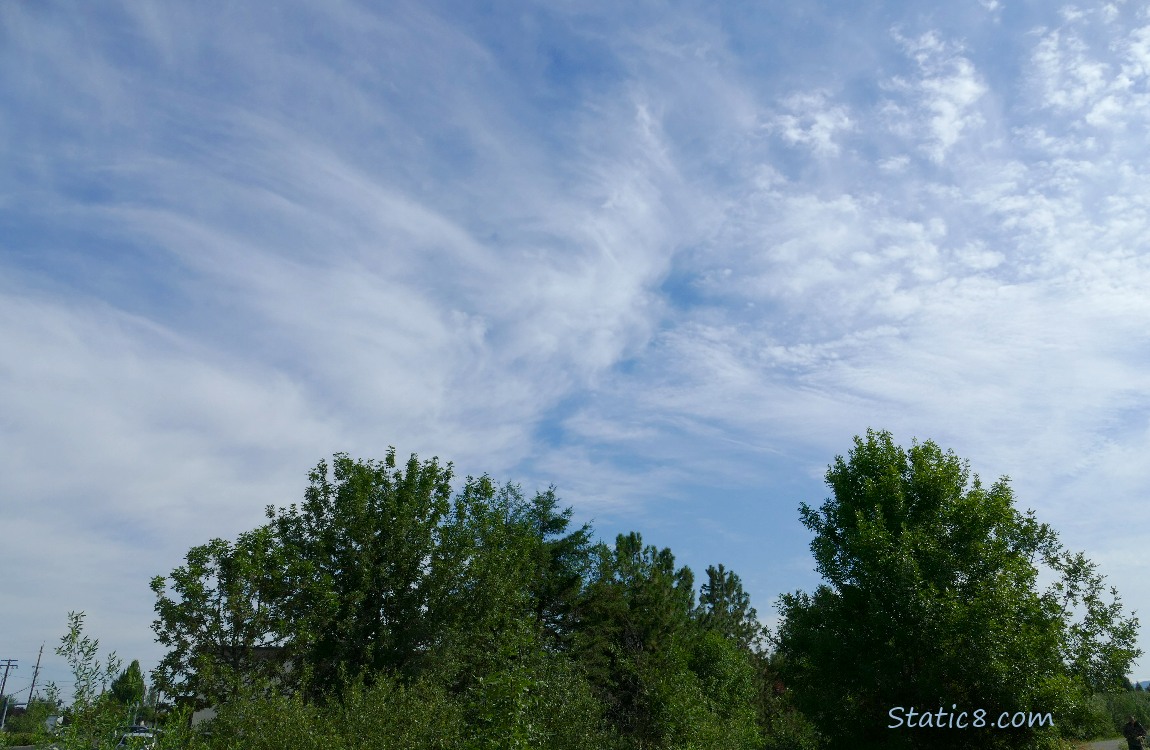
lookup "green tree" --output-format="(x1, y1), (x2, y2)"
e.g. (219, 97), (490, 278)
(2, 696), (57, 736)
(149, 448), (796, 749)
(151, 525), (289, 706)
(56, 612), (122, 708)
(152, 450), (600, 720)
(270, 449), (456, 698)
(696, 564), (766, 653)
(109, 660), (145, 709)
(46, 613), (126, 750)
(425, 475), (611, 749)
(776, 429), (1140, 750)
(574, 533), (695, 745)
(574, 533), (761, 749)
(522, 486), (594, 649)
(431, 478), (592, 668)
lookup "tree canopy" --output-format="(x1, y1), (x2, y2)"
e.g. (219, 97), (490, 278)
(150, 449), (792, 750)
(150, 526), (289, 704)
(776, 429), (1140, 750)
(146, 436), (1138, 750)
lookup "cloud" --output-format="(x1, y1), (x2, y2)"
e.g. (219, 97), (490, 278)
(1031, 29), (1113, 113)
(883, 31), (989, 163)
(770, 91), (854, 157)
(1027, 12), (1150, 131)
(5, 0), (1150, 680)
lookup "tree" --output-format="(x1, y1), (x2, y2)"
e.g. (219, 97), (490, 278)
(269, 449), (457, 698)
(48, 613), (125, 750)
(2, 695), (58, 735)
(56, 612), (122, 707)
(776, 429), (1140, 749)
(521, 486), (594, 648)
(431, 477), (577, 669)
(696, 564), (766, 653)
(149, 447), (797, 748)
(574, 533), (695, 745)
(419, 475), (610, 749)
(151, 525), (289, 707)
(109, 660), (145, 708)
(152, 450), (600, 714)
(573, 533), (762, 749)
(44, 615), (201, 750)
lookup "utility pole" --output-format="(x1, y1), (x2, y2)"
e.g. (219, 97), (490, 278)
(28, 645), (43, 703)
(0, 658), (16, 699)
(0, 658), (17, 731)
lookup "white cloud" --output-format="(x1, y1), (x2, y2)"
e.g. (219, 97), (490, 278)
(6, 0), (1150, 680)
(1031, 30), (1112, 112)
(770, 91), (854, 157)
(1028, 18), (1150, 129)
(878, 155), (911, 172)
(884, 31), (989, 163)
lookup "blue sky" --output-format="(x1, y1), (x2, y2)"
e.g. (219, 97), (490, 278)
(4, 0), (1150, 697)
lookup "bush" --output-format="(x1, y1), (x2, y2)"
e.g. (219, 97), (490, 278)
(198, 678), (463, 750)
(1098, 690), (1150, 738)
(1, 730), (41, 746)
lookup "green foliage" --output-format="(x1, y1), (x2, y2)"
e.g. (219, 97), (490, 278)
(46, 612), (128, 750)
(573, 533), (762, 749)
(455, 626), (615, 750)
(1053, 549), (1142, 692)
(42, 615), (203, 750)
(194, 678), (459, 750)
(147, 440), (1136, 750)
(152, 450), (628, 748)
(1097, 690), (1150, 738)
(1, 696), (55, 735)
(575, 533), (694, 741)
(776, 429), (1141, 750)
(1, 731), (38, 747)
(151, 526), (289, 706)
(520, 486), (594, 649)
(431, 477), (555, 676)
(748, 652), (822, 750)
(684, 630), (763, 749)
(418, 476), (612, 749)
(196, 667), (609, 750)
(57, 611), (122, 707)
(697, 563), (766, 652)
(270, 449), (455, 698)
(110, 660), (146, 708)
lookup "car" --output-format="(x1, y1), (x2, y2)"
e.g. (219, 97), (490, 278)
(114, 725), (157, 748)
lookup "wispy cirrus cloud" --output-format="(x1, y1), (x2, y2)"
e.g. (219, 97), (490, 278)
(5, 0), (1150, 684)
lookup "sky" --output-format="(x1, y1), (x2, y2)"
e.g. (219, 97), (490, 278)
(3, 0), (1150, 700)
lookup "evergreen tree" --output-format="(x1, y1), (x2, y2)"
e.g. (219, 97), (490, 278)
(524, 486), (593, 647)
(110, 660), (145, 708)
(696, 564), (766, 652)
(573, 533), (761, 749)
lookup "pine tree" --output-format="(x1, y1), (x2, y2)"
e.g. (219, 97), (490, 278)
(110, 660), (146, 707)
